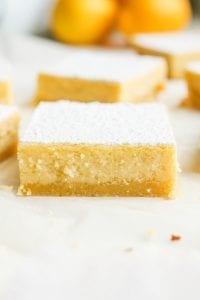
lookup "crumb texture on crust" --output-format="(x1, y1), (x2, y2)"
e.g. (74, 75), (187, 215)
(18, 144), (176, 198)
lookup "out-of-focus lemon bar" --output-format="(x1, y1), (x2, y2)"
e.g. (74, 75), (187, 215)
(32, 50), (167, 105)
(184, 62), (200, 109)
(0, 58), (13, 104)
(18, 101), (176, 197)
(0, 104), (19, 161)
(130, 33), (200, 78)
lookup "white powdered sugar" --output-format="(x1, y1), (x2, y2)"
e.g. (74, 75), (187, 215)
(41, 49), (165, 83)
(0, 104), (17, 122)
(132, 32), (200, 55)
(186, 61), (200, 74)
(21, 101), (175, 146)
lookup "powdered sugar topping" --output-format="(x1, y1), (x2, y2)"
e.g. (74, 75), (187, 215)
(21, 101), (175, 146)
(132, 32), (200, 55)
(42, 49), (165, 83)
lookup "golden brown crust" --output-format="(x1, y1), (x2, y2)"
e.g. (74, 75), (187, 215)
(32, 74), (121, 105)
(183, 69), (200, 109)
(18, 180), (175, 197)
(0, 113), (20, 161)
(18, 143), (176, 197)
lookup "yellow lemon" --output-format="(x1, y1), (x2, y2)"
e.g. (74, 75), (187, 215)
(51, 0), (118, 44)
(118, 0), (192, 35)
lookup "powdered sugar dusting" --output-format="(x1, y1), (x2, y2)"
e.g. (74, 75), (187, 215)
(0, 104), (18, 122)
(42, 49), (165, 83)
(132, 32), (200, 55)
(21, 101), (175, 146)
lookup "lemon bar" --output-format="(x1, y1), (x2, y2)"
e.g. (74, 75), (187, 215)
(32, 50), (166, 105)
(18, 101), (176, 197)
(130, 32), (200, 78)
(184, 62), (200, 109)
(0, 58), (12, 104)
(0, 104), (19, 161)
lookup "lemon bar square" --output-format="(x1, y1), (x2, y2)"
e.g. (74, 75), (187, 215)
(130, 32), (200, 78)
(184, 62), (200, 109)
(0, 58), (13, 104)
(0, 105), (19, 161)
(32, 50), (167, 105)
(18, 101), (176, 197)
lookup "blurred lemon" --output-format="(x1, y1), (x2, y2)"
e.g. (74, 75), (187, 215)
(51, 0), (118, 44)
(118, 0), (192, 35)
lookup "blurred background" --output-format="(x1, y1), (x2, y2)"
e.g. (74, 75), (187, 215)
(0, 0), (199, 44)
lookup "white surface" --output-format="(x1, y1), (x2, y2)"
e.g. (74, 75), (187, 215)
(21, 101), (175, 145)
(0, 56), (11, 80)
(44, 50), (165, 83)
(132, 32), (200, 55)
(0, 34), (200, 300)
(0, 104), (17, 122)
(1, 0), (54, 34)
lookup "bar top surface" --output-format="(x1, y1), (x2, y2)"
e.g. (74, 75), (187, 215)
(132, 32), (200, 55)
(42, 49), (165, 83)
(21, 101), (175, 146)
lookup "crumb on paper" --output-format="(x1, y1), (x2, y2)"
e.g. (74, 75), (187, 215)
(124, 247), (133, 253)
(170, 234), (181, 242)
(0, 185), (13, 192)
